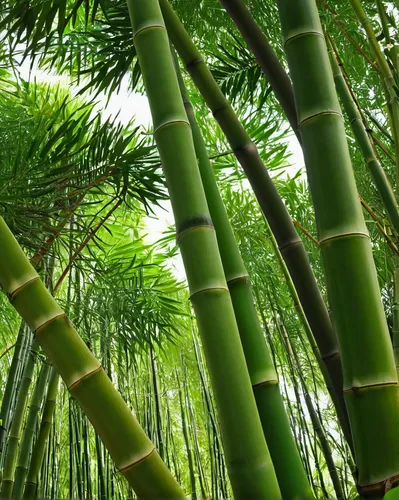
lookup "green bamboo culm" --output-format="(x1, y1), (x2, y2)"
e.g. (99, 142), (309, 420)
(158, 0), (350, 443)
(277, 0), (399, 496)
(23, 367), (59, 499)
(127, 1), (281, 497)
(393, 269), (399, 375)
(12, 360), (51, 499)
(0, 217), (185, 499)
(0, 324), (28, 460)
(0, 338), (39, 499)
(349, 0), (399, 187)
(327, 40), (399, 235)
(175, 56), (312, 499)
(218, 0), (299, 140)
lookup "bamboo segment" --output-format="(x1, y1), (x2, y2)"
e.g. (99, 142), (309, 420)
(175, 59), (312, 499)
(13, 360), (50, 499)
(23, 367), (59, 499)
(0, 217), (185, 499)
(159, 0), (348, 436)
(127, 1), (281, 497)
(219, 0), (299, 140)
(328, 42), (399, 235)
(277, 0), (399, 495)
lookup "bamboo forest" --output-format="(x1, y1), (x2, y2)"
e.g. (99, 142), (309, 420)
(2, 0), (399, 499)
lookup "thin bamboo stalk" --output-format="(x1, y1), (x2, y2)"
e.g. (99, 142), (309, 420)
(218, 0), (299, 139)
(267, 223), (354, 452)
(0, 325), (28, 459)
(127, 2), (280, 497)
(327, 39), (399, 235)
(12, 360), (50, 499)
(159, 0), (347, 429)
(277, 0), (399, 495)
(0, 339), (39, 498)
(350, 0), (399, 186)
(22, 366), (59, 500)
(0, 217), (185, 499)
(175, 58), (312, 498)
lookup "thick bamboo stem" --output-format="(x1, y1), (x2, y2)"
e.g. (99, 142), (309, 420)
(0, 217), (185, 499)
(277, 0), (399, 495)
(127, 2), (281, 497)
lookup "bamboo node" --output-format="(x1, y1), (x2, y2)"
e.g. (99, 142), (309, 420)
(68, 364), (103, 392)
(358, 473), (399, 497)
(299, 110), (343, 127)
(252, 379), (279, 389)
(189, 286), (229, 301)
(154, 118), (190, 136)
(133, 24), (166, 40)
(186, 58), (204, 69)
(8, 275), (40, 302)
(34, 313), (68, 335)
(284, 29), (324, 47)
(119, 446), (156, 473)
(227, 274), (250, 287)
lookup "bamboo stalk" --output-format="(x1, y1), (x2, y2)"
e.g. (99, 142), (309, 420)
(0, 325), (28, 458)
(0, 217), (185, 499)
(175, 57), (312, 498)
(13, 360), (51, 499)
(350, 0), (399, 186)
(218, 0), (300, 140)
(277, 0), (399, 495)
(127, 1), (281, 497)
(159, 0), (347, 430)
(328, 38), (399, 235)
(0, 339), (39, 498)
(22, 366), (59, 500)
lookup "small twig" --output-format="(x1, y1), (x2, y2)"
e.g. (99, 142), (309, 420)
(0, 343), (16, 362)
(293, 220), (320, 248)
(53, 198), (122, 293)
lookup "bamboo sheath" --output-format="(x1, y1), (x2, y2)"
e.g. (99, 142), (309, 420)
(0, 217), (184, 499)
(218, 0), (300, 141)
(175, 58), (312, 499)
(23, 367), (59, 499)
(277, 0), (399, 495)
(12, 361), (51, 499)
(328, 41), (399, 235)
(127, 1), (281, 497)
(159, 0), (348, 434)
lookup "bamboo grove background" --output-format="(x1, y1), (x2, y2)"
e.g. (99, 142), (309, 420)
(0, 0), (398, 498)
